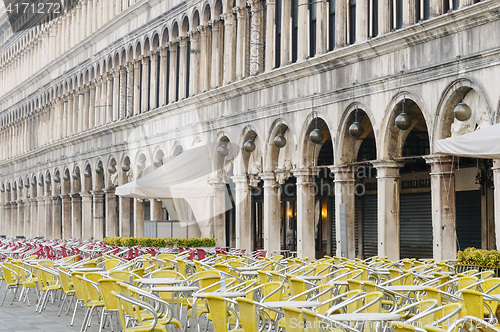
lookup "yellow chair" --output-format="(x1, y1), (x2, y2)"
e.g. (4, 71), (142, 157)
(57, 268), (76, 316)
(34, 265), (61, 313)
(77, 274), (105, 332)
(12, 260), (37, 306)
(461, 289), (494, 322)
(483, 278), (500, 313)
(98, 278), (120, 332)
(113, 291), (168, 332)
(205, 295), (239, 332)
(283, 306), (304, 332)
(1, 262), (20, 306)
(104, 258), (121, 271)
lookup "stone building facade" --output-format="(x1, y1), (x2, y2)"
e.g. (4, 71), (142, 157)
(1, 0), (500, 260)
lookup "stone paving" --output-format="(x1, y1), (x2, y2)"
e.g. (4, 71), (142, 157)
(0, 283), (211, 332)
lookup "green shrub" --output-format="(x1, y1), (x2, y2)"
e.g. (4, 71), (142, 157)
(104, 236), (214, 248)
(457, 247), (500, 266)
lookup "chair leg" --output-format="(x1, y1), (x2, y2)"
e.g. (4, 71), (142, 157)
(80, 307), (90, 332)
(98, 309), (105, 332)
(66, 294), (74, 315)
(1, 286), (8, 306)
(70, 299), (79, 326)
(11, 286), (18, 305)
(58, 293), (67, 316)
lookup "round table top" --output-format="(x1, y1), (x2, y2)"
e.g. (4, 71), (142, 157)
(152, 286), (199, 292)
(241, 271), (259, 276)
(328, 280), (348, 285)
(330, 313), (401, 321)
(194, 292), (245, 298)
(264, 301), (322, 308)
(136, 278), (185, 285)
(385, 285), (425, 292)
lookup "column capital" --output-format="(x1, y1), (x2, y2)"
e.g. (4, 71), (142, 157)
(424, 155), (456, 175)
(220, 12), (235, 23)
(167, 41), (178, 50)
(292, 168), (317, 184)
(159, 47), (169, 56)
(260, 172), (277, 188)
(492, 159), (500, 170)
(60, 194), (71, 200)
(372, 160), (404, 179)
(209, 177), (227, 190)
(103, 187), (116, 194)
(133, 60), (141, 68)
(330, 165), (356, 183)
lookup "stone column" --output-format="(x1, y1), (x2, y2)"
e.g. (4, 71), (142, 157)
(10, 202), (16, 238)
(261, 172), (281, 256)
(356, 0), (369, 42)
(178, 37), (188, 99)
(281, 0), (291, 65)
(92, 191), (104, 239)
(44, 197), (53, 239)
(105, 188), (118, 237)
(168, 42), (178, 102)
(29, 198), (37, 238)
(210, 179), (227, 247)
(17, 200), (23, 237)
(331, 166), (356, 258)
(249, 0), (265, 75)
(149, 52), (158, 109)
(294, 169), (317, 259)
(210, 21), (223, 88)
(491, 160), (500, 249)
(0, 201), (5, 237)
(77, 90), (84, 133)
(24, 197), (31, 238)
(89, 82), (96, 128)
(150, 199), (163, 221)
(81, 192), (93, 239)
(134, 199), (145, 237)
(430, 0), (444, 17)
(335, 0), (347, 47)
(297, 0), (309, 61)
(459, 0), (473, 8)
(36, 197), (45, 238)
(106, 74), (113, 123)
(232, 176), (252, 252)
(221, 13), (236, 84)
(119, 196), (131, 237)
(112, 70), (120, 121)
(403, 0), (418, 26)
(140, 56), (150, 113)
(158, 48), (168, 105)
(316, 0), (327, 55)
(133, 60), (141, 116)
(61, 195), (71, 239)
(265, 0), (275, 71)
(52, 196), (62, 239)
(235, 6), (249, 79)
(71, 194), (82, 238)
(122, 65), (130, 117)
(425, 156), (457, 261)
(82, 85), (90, 130)
(62, 99), (69, 137)
(198, 26), (209, 92)
(373, 161), (403, 261)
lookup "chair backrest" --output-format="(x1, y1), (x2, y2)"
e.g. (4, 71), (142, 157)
(347, 279), (363, 291)
(289, 277), (307, 300)
(206, 295), (229, 332)
(235, 297), (258, 332)
(58, 268), (73, 293)
(98, 278), (120, 310)
(261, 281), (283, 303)
(314, 263), (330, 276)
(359, 291), (383, 313)
(150, 269), (183, 279)
(72, 274), (88, 302)
(109, 271), (132, 283)
(458, 276), (479, 292)
(283, 306), (304, 332)
(316, 284), (334, 315)
(1, 263), (17, 285)
(482, 278), (500, 313)
(104, 259), (120, 271)
(302, 308), (320, 332)
(439, 303), (463, 328)
(461, 289), (485, 319)
(345, 289), (363, 313)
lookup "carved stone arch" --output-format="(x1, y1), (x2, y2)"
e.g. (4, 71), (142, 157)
(180, 15), (190, 37)
(143, 36), (151, 54)
(160, 26), (169, 47)
(235, 126), (263, 177)
(214, 131), (235, 172)
(264, 118), (295, 172)
(127, 44), (135, 63)
(134, 40), (142, 59)
(380, 90), (431, 159)
(71, 165), (81, 193)
(433, 77), (493, 147)
(191, 7), (201, 29)
(297, 111), (335, 168)
(93, 159), (105, 190)
(213, 0), (223, 20)
(151, 32), (160, 50)
(171, 21), (179, 40)
(335, 102), (378, 164)
(201, 2), (212, 25)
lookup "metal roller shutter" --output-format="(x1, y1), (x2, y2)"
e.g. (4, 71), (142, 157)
(400, 193), (433, 259)
(456, 190), (481, 250)
(330, 197), (359, 256)
(362, 195), (378, 258)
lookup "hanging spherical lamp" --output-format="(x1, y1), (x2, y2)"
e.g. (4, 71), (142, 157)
(18, 181), (23, 189)
(0, 184), (4, 192)
(153, 158), (163, 167)
(309, 128), (324, 144)
(63, 172), (70, 182)
(108, 165), (117, 174)
(38, 178), (44, 186)
(274, 134), (287, 148)
(72, 171), (80, 180)
(454, 102), (472, 121)
(24, 180), (29, 188)
(217, 144), (229, 157)
(53, 174), (61, 183)
(349, 122), (364, 138)
(12, 184), (16, 191)
(31, 178), (37, 187)
(6, 183), (11, 192)
(95, 165), (104, 174)
(45, 176), (51, 184)
(83, 169), (91, 178)
(243, 140), (256, 153)
(395, 112), (412, 130)
(121, 163), (130, 172)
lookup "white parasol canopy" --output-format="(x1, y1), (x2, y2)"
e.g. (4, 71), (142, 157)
(435, 123), (500, 159)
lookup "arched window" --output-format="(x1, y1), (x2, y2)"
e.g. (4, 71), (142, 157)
(292, 0), (298, 63)
(370, 0), (378, 37)
(275, 0), (282, 68)
(309, 1), (317, 57)
(328, 0), (335, 51)
(348, 0), (356, 44)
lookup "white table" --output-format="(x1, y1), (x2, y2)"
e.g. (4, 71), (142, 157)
(152, 285), (199, 325)
(385, 285), (425, 292)
(264, 300), (322, 308)
(136, 278), (185, 285)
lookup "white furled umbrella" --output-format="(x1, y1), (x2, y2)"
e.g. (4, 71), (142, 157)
(435, 123), (500, 159)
